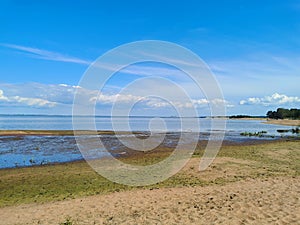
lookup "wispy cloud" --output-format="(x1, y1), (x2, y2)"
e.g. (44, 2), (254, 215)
(207, 53), (300, 97)
(138, 51), (203, 68)
(209, 53), (300, 79)
(117, 64), (185, 77)
(91, 61), (192, 80)
(1, 43), (92, 65)
(240, 93), (300, 106)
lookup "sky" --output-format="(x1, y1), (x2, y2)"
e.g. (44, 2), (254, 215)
(0, 0), (300, 116)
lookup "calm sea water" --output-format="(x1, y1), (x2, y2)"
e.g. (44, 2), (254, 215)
(0, 115), (298, 169)
(0, 114), (296, 132)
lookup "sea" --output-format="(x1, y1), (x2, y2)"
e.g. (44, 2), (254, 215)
(0, 115), (298, 169)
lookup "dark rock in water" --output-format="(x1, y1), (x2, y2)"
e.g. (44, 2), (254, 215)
(277, 128), (300, 134)
(277, 129), (290, 133)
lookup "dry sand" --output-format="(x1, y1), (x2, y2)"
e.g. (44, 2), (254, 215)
(228, 118), (300, 126)
(0, 176), (299, 225)
(264, 119), (300, 126)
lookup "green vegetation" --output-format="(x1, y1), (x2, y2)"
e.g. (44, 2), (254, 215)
(240, 131), (269, 137)
(0, 140), (299, 207)
(277, 127), (300, 134)
(293, 127), (300, 133)
(0, 161), (130, 207)
(267, 108), (300, 120)
(60, 217), (74, 225)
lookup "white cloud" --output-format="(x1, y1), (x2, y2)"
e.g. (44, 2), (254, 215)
(144, 98), (171, 108)
(0, 83), (94, 106)
(191, 99), (209, 105)
(0, 82), (232, 114)
(59, 84), (69, 87)
(91, 92), (230, 109)
(11, 96), (56, 107)
(90, 93), (143, 104)
(0, 89), (57, 107)
(240, 93), (300, 106)
(1, 43), (91, 65)
(0, 90), (9, 101)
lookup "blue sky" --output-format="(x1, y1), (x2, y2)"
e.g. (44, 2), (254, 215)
(0, 0), (300, 115)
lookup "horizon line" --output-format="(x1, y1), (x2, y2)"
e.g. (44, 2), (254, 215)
(0, 114), (267, 118)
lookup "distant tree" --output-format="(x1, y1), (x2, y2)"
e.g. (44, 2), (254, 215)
(229, 115), (252, 119)
(267, 111), (275, 119)
(290, 108), (300, 119)
(266, 108), (300, 119)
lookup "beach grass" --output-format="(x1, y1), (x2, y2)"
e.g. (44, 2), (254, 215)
(0, 140), (299, 207)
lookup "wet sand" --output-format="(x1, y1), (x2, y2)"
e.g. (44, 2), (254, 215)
(0, 130), (116, 136)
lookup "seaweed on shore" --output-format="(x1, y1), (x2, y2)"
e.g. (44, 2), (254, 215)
(277, 127), (300, 134)
(240, 131), (272, 138)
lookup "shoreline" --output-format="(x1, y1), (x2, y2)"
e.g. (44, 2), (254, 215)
(0, 138), (294, 172)
(0, 130), (116, 136)
(0, 135), (288, 171)
(1, 129), (298, 170)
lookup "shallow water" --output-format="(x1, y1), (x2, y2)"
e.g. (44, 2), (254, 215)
(0, 115), (298, 169)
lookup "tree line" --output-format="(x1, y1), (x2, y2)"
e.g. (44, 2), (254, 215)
(267, 108), (300, 119)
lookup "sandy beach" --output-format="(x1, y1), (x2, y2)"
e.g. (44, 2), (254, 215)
(264, 119), (300, 126)
(0, 139), (299, 225)
(1, 176), (299, 225)
(229, 118), (300, 127)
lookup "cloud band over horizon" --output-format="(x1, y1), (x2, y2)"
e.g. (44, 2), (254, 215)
(0, 83), (299, 115)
